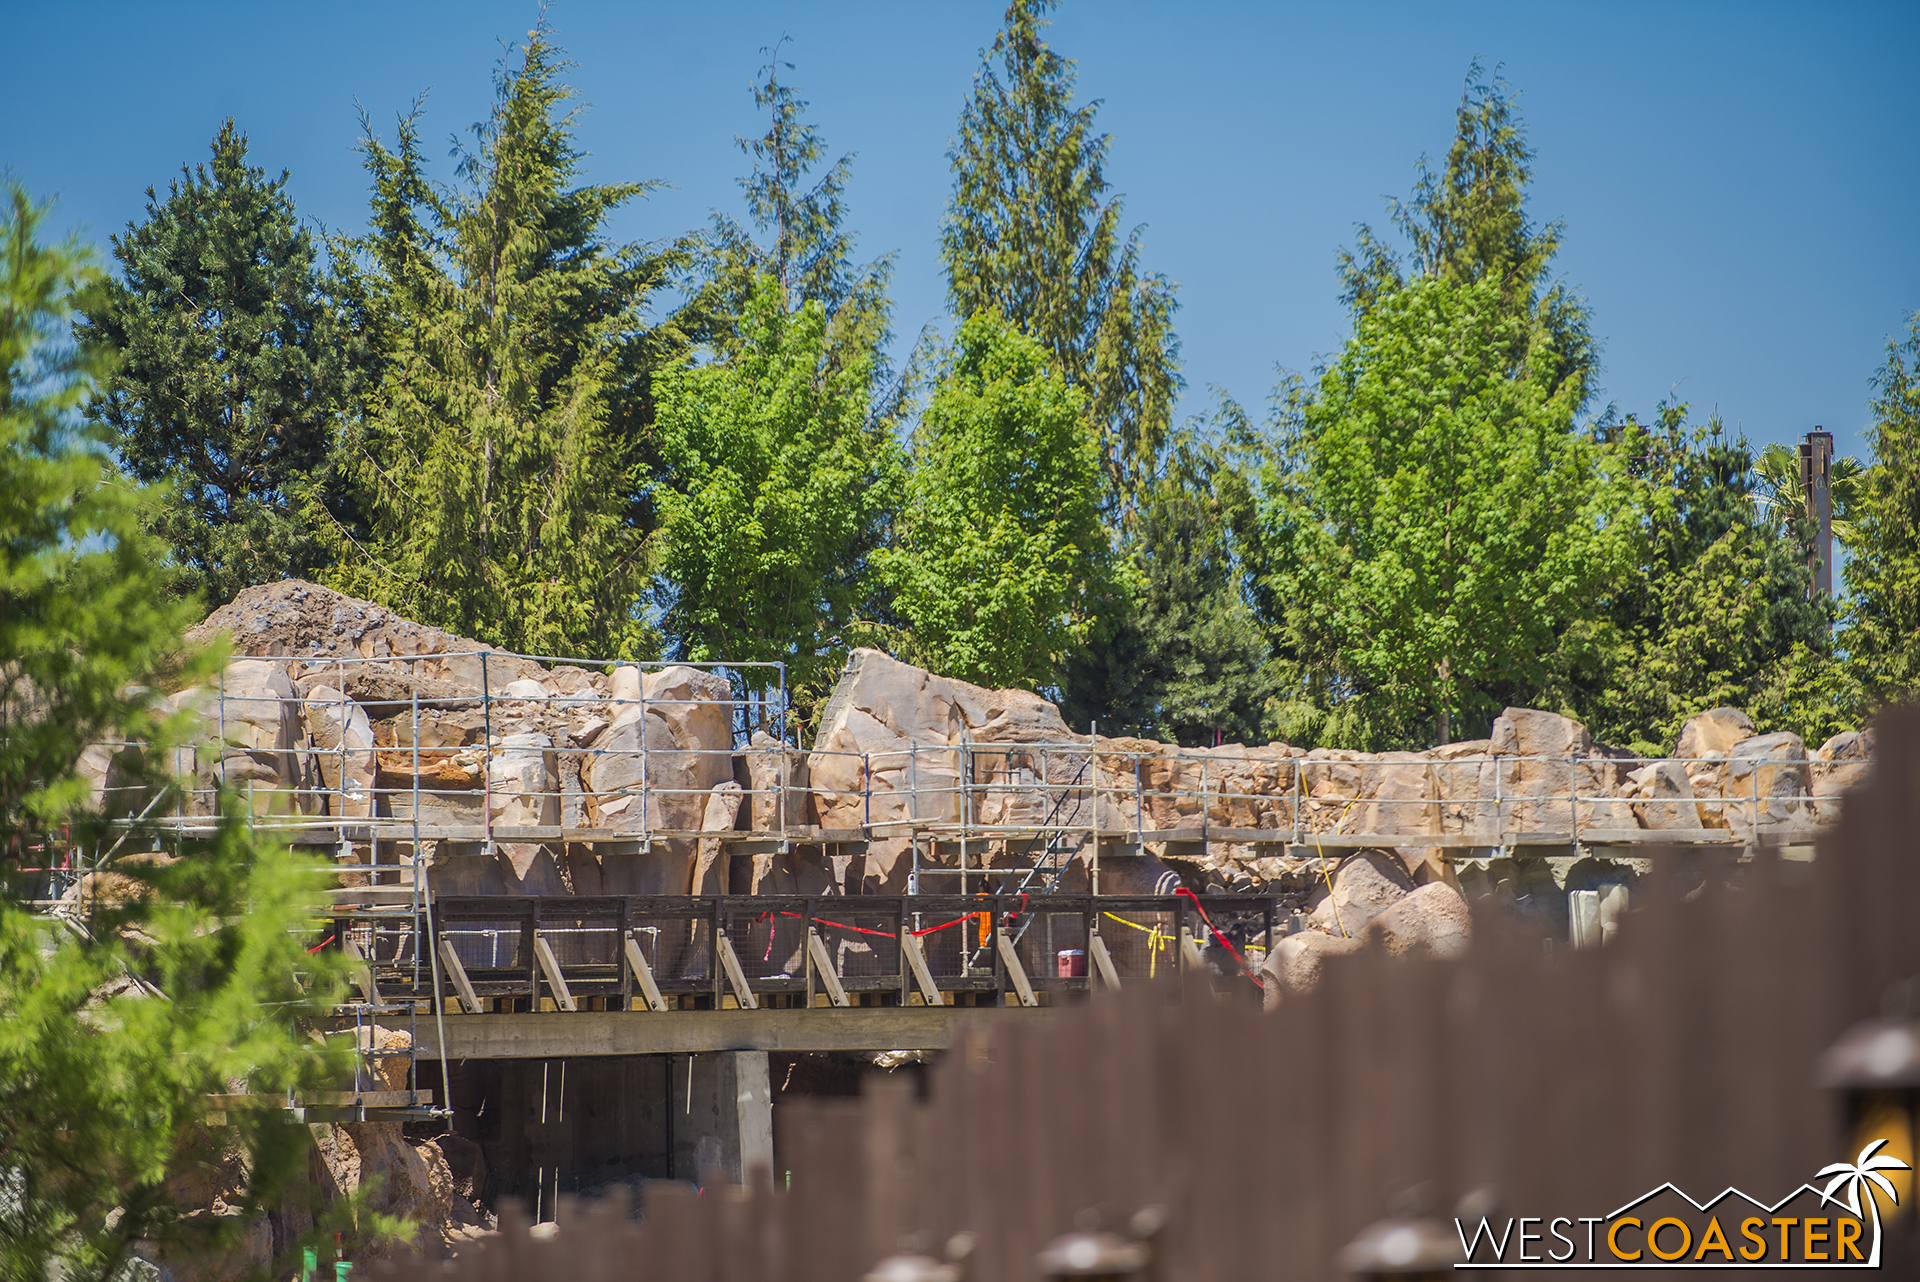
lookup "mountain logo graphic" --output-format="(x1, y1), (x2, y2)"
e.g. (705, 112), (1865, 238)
(1454, 1141), (1914, 1268)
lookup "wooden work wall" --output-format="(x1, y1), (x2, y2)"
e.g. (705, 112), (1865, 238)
(375, 708), (1920, 1282)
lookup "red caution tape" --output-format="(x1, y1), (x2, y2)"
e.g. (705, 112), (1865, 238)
(1174, 888), (1265, 989)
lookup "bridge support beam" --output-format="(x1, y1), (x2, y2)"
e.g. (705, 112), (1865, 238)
(671, 1050), (772, 1185)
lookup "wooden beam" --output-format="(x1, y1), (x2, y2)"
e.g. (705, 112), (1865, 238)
(717, 930), (759, 1010)
(437, 937), (482, 1014)
(1089, 931), (1121, 991)
(624, 931), (668, 1012)
(340, 935), (378, 1005)
(532, 934), (577, 1012)
(379, 1006), (1050, 1059)
(807, 928), (850, 1007)
(901, 928), (944, 1007)
(996, 929), (1038, 1007)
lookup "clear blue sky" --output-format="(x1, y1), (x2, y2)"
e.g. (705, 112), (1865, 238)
(10, 1), (1917, 462)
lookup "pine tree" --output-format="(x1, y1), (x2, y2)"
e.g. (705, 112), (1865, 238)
(1337, 61), (1595, 407)
(1060, 415), (1273, 743)
(80, 121), (353, 606)
(2, 184), (358, 1281)
(1845, 314), (1920, 706)
(320, 26), (672, 657)
(692, 41), (894, 367)
(1558, 404), (1842, 752)
(942, 0), (1180, 510)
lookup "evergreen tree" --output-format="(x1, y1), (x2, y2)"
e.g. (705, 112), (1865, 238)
(320, 25), (672, 657)
(80, 121), (353, 606)
(1060, 413), (1272, 743)
(876, 313), (1108, 689)
(942, 0), (1179, 510)
(1845, 314), (1920, 706)
(2, 185), (358, 1281)
(651, 276), (903, 702)
(1338, 62), (1595, 407)
(692, 42), (894, 372)
(1559, 404), (1842, 753)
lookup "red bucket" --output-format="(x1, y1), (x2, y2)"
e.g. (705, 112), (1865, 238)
(1056, 949), (1087, 978)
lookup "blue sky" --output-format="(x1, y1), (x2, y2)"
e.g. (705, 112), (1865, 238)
(10, 1), (1916, 462)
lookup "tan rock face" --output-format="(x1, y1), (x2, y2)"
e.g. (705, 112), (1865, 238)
(1721, 731), (1811, 835)
(1368, 882), (1472, 958)
(1813, 730), (1874, 818)
(304, 685), (377, 817)
(1675, 706), (1756, 760)
(1307, 849), (1414, 937)
(585, 665), (734, 832)
(1626, 761), (1705, 830)
(1260, 930), (1364, 1000)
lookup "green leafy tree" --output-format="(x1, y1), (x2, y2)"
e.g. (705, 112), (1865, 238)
(2, 185), (356, 1282)
(1561, 405), (1844, 752)
(651, 276), (903, 701)
(1061, 414), (1273, 743)
(942, 0), (1179, 510)
(320, 25), (672, 657)
(80, 121), (356, 607)
(1845, 314), (1920, 706)
(1254, 276), (1630, 749)
(1338, 61), (1595, 408)
(876, 312), (1108, 689)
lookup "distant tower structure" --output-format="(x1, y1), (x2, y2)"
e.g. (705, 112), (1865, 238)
(1799, 428), (1834, 597)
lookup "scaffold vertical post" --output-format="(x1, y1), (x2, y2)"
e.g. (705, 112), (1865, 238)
(480, 652), (492, 857)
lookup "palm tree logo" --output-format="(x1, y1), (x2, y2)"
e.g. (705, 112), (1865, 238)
(1817, 1138), (1912, 1266)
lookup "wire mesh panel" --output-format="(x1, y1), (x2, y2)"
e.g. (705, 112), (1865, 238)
(1011, 902), (1091, 990)
(626, 900), (717, 992)
(811, 903), (902, 991)
(1090, 900), (1181, 980)
(720, 898), (810, 989)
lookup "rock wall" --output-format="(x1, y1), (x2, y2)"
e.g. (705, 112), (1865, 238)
(149, 587), (1873, 908)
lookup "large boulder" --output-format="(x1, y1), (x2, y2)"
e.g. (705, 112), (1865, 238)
(1722, 731), (1811, 836)
(1812, 729), (1874, 819)
(1260, 930), (1364, 1003)
(1367, 882), (1472, 958)
(1626, 760), (1706, 830)
(1482, 707), (1591, 833)
(488, 732), (558, 830)
(1675, 706), (1755, 760)
(304, 685), (377, 817)
(585, 665), (734, 833)
(1306, 849), (1414, 937)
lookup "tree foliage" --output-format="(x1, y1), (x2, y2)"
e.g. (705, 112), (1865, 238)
(320, 26), (672, 658)
(1338, 62), (1595, 409)
(81, 121), (354, 607)
(1564, 405), (1841, 753)
(1061, 414), (1272, 743)
(693, 44), (894, 373)
(942, 0), (1179, 510)
(877, 312), (1108, 690)
(1, 184), (356, 1282)
(1253, 276), (1629, 749)
(651, 276), (902, 696)
(1845, 313), (1920, 707)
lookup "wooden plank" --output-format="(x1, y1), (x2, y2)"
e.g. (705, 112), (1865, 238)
(717, 930), (759, 1011)
(1088, 931), (1121, 991)
(208, 1090), (422, 1108)
(995, 929), (1038, 1008)
(339, 935), (378, 1005)
(624, 931), (668, 1012)
(532, 934), (577, 1012)
(437, 937), (482, 1015)
(807, 928), (850, 1008)
(379, 1006), (1051, 1059)
(901, 928), (945, 1007)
